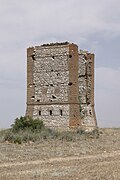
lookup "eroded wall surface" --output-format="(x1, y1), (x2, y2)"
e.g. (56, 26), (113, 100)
(26, 42), (97, 130)
(26, 43), (71, 129)
(78, 51), (97, 129)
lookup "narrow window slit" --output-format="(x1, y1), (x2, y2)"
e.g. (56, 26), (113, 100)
(31, 54), (35, 60)
(39, 110), (41, 116)
(60, 110), (63, 116)
(50, 110), (52, 116)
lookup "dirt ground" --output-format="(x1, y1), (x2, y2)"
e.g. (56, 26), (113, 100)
(0, 128), (120, 180)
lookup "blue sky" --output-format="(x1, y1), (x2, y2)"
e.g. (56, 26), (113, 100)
(0, 0), (120, 128)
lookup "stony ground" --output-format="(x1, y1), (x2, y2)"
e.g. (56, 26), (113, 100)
(0, 128), (120, 180)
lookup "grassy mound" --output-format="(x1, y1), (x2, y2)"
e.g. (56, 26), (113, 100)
(0, 116), (100, 144)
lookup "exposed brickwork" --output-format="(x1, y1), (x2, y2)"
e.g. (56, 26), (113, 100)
(26, 42), (97, 130)
(26, 47), (35, 117)
(68, 44), (80, 127)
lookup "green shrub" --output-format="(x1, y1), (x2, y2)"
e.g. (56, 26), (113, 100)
(0, 129), (22, 143)
(87, 128), (100, 139)
(11, 116), (44, 132)
(76, 128), (85, 135)
(13, 136), (22, 144)
(0, 116), (100, 144)
(2, 129), (14, 142)
(57, 131), (74, 141)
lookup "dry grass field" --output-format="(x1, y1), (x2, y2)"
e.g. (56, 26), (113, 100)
(0, 128), (120, 180)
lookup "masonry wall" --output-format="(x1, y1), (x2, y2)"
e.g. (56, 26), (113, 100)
(68, 44), (81, 127)
(78, 51), (97, 129)
(26, 47), (35, 117)
(26, 42), (97, 130)
(26, 43), (71, 129)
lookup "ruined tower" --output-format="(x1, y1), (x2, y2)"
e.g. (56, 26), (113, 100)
(26, 42), (97, 131)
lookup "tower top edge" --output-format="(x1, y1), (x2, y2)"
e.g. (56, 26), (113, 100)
(27, 42), (78, 49)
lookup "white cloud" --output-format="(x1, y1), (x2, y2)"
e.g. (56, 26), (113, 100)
(95, 67), (120, 127)
(1, 0), (120, 46)
(0, 0), (120, 127)
(96, 67), (120, 91)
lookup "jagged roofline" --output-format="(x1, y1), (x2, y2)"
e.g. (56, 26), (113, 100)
(28, 42), (79, 49)
(41, 42), (69, 46)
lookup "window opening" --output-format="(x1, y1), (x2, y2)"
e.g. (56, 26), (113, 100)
(89, 110), (92, 115)
(60, 110), (63, 116)
(50, 110), (52, 116)
(52, 95), (56, 99)
(68, 82), (73, 86)
(31, 54), (35, 60)
(52, 56), (55, 59)
(69, 54), (72, 58)
(39, 110), (41, 116)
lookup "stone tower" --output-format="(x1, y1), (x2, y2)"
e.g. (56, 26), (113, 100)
(26, 42), (97, 131)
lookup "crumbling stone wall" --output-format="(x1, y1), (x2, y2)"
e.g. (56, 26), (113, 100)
(26, 42), (97, 130)
(78, 51), (97, 130)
